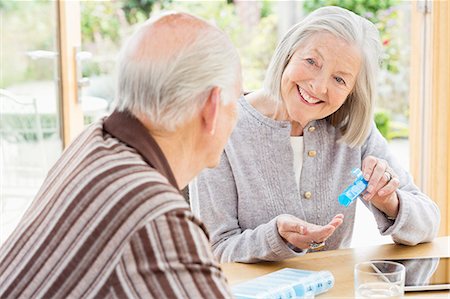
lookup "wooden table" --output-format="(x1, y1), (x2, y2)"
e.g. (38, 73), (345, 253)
(221, 236), (450, 298)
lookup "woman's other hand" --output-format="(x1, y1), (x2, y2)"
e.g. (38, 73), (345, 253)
(362, 155), (400, 218)
(276, 214), (344, 250)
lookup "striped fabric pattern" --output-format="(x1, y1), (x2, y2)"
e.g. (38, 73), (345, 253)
(0, 114), (232, 299)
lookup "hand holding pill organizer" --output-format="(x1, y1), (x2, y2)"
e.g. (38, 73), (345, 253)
(232, 268), (334, 299)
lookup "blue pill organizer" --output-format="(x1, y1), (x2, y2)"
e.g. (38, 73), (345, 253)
(338, 168), (369, 207)
(232, 268), (334, 299)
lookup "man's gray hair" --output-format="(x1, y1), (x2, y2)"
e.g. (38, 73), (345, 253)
(114, 14), (240, 131)
(264, 6), (382, 147)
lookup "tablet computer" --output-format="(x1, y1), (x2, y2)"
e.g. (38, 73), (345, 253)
(372, 257), (450, 292)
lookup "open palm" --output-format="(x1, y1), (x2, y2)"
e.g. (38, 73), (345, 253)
(277, 214), (344, 251)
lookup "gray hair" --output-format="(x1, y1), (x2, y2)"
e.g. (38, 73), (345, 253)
(263, 6), (382, 147)
(114, 13), (241, 131)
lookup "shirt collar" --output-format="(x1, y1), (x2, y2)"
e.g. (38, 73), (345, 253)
(103, 110), (179, 191)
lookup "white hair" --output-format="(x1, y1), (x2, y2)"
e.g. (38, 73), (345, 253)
(263, 6), (382, 147)
(114, 14), (241, 131)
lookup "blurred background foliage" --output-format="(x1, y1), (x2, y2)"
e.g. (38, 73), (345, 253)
(122, 0), (173, 24)
(78, 0), (277, 92)
(1, 0), (409, 139)
(0, 0), (56, 87)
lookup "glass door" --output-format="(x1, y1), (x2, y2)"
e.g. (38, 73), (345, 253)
(1, 1), (64, 243)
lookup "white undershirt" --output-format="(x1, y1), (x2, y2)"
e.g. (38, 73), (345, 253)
(290, 136), (304, 189)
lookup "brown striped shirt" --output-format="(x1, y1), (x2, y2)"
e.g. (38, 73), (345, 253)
(0, 111), (232, 299)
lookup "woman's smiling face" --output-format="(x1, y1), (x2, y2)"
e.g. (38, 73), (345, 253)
(280, 32), (362, 127)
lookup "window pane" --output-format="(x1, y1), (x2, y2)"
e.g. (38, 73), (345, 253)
(0, 1), (63, 244)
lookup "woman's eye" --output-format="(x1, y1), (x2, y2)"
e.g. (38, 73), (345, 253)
(305, 58), (315, 65)
(335, 76), (346, 85)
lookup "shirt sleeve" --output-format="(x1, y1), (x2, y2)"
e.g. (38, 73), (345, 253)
(114, 208), (232, 298)
(361, 122), (440, 245)
(190, 152), (306, 263)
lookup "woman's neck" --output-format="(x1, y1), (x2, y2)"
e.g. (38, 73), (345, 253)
(290, 121), (304, 136)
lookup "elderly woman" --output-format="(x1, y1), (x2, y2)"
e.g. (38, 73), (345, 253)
(190, 6), (440, 263)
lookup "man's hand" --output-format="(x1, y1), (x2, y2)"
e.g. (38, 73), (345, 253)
(276, 214), (344, 250)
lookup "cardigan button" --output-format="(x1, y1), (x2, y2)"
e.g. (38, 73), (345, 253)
(308, 126), (316, 132)
(304, 191), (312, 199)
(308, 150), (317, 157)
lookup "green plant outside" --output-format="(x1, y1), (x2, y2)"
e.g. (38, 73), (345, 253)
(374, 111), (391, 140)
(374, 111), (408, 140)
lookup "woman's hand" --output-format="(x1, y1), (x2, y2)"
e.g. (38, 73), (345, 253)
(276, 214), (344, 250)
(362, 155), (400, 218)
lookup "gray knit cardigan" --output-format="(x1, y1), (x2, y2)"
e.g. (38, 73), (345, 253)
(190, 97), (440, 263)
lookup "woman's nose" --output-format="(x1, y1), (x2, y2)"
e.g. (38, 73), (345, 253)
(309, 74), (328, 95)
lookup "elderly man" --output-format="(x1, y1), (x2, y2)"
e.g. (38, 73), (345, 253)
(0, 12), (242, 298)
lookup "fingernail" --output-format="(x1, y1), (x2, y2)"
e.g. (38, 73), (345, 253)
(363, 194), (370, 200)
(364, 174), (370, 180)
(367, 185), (373, 193)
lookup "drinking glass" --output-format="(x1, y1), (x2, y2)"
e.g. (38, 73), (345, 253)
(355, 261), (405, 298)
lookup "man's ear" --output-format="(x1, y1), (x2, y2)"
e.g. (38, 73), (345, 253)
(201, 87), (221, 135)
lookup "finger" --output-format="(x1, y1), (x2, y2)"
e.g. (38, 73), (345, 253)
(367, 159), (387, 193)
(297, 224), (305, 235)
(307, 215), (345, 244)
(362, 155), (378, 181)
(370, 172), (392, 196)
(377, 177), (400, 197)
(364, 160), (388, 201)
(308, 225), (336, 243)
(328, 216), (344, 228)
(317, 225), (336, 242)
